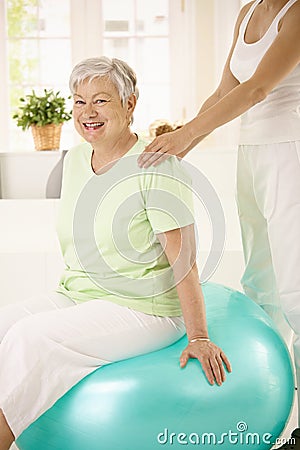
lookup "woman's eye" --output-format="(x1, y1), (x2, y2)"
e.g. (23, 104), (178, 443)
(74, 100), (85, 105)
(95, 99), (107, 104)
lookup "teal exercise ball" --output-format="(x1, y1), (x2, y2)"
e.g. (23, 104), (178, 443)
(17, 283), (294, 450)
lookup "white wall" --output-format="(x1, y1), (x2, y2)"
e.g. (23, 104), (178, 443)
(186, 144), (244, 291)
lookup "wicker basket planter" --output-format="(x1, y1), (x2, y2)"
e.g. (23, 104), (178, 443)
(31, 123), (62, 151)
(13, 89), (71, 151)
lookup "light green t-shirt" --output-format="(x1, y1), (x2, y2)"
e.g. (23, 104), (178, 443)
(56, 138), (194, 316)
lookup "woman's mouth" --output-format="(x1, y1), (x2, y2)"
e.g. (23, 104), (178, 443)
(83, 122), (104, 130)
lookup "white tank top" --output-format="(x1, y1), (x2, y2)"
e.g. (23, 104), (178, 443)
(230, 0), (300, 145)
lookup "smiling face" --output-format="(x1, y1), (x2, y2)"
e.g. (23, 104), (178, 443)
(72, 76), (136, 148)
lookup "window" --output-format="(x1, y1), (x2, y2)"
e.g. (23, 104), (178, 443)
(102, 0), (170, 132)
(3, 0), (73, 151)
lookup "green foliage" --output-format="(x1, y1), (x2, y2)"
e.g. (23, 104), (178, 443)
(13, 89), (72, 130)
(7, 0), (39, 38)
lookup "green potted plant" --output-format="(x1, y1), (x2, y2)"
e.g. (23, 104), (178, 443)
(13, 89), (72, 151)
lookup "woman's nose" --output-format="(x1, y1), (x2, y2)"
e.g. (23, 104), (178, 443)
(83, 103), (97, 117)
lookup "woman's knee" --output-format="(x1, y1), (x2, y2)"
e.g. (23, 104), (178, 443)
(1, 315), (43, 347)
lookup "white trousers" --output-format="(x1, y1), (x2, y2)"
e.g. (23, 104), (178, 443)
(237, 141), (300, 424)
(0, 292), (185, 438)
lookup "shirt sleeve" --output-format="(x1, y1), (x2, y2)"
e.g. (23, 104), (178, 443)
(142, 156), (195, 233)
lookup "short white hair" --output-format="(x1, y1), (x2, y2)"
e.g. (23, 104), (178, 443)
(69, 56), (139, 106)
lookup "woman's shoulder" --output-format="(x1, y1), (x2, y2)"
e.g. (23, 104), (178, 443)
(236, 1), (256, 27)
(64, 142), (92, 164)
(66, 142), (91, 157)
(240, 0), (256, 15)
(143, 154), (192, 189)
(229, 1), (256, 43)
(280, 0), (300, 28)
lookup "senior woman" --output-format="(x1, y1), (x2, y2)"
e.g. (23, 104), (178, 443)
(0, 57), (231, 450)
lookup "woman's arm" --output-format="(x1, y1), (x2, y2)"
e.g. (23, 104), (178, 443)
(138, 0), (300, 167)
(156, 225), (231, 385)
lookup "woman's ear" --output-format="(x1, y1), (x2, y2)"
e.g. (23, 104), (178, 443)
(126, 93), (137, 121)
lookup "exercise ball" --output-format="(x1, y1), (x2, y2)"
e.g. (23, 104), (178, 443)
(16, 283), (294, 450)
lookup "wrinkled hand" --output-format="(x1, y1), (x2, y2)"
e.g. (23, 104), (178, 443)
(138, 126), (193, 168)
(180, 340), (232, 386)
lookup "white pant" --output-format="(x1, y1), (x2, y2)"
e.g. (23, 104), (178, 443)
(0, 292), (185, 438)
(237, 141), (300, 424)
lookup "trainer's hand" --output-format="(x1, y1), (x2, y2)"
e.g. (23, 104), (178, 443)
(138, 126), (193, 168)
(180, 340), (232, 386)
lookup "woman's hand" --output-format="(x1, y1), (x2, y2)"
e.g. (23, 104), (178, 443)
(180, 340), (232, 386)
(138, 126), (194, 168)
